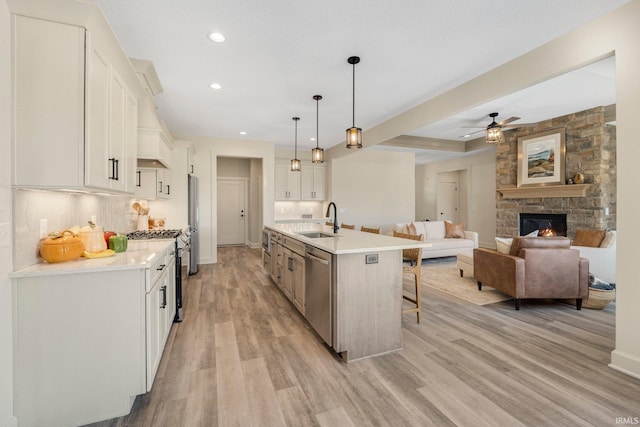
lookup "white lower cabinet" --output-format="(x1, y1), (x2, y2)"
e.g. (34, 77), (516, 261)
(12, 243), (176, 427)
(145, 247), (176, 391)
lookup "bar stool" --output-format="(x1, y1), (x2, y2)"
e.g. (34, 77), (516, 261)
(341, 223), (355, 230)
(360, 226), (381, 234)
(393, 231), (424, 323)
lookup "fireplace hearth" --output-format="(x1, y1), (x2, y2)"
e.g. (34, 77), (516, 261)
(520, 213), (567, 237)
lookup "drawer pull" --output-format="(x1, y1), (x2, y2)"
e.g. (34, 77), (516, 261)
(157, 264), (166, 271)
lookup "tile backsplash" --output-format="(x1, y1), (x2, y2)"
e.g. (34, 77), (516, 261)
(13, 189), (141, 270)
(274, 201), (324, 220)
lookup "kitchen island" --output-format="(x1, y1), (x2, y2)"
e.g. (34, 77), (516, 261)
(11, 240), (176, 427)
(264, 224), (430, 362)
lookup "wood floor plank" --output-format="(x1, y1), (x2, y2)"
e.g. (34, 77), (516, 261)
(316, 406), (356, 427)
(85, 247), (640, 427)
(214, 321), (251, 426)
(242, 357), (287, 427)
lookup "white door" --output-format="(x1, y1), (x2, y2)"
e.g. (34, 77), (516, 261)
(218, 179), (246, 245)
(437, 178), (459, 222)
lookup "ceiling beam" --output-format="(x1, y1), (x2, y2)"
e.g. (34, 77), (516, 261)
(381, 135), (466, 152)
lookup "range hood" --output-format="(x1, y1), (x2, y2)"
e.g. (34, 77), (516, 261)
(131, 58), (173, 169)
(138, 121), (174, 169)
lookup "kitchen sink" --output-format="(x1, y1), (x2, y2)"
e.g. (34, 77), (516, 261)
(296, 231), (338, 239)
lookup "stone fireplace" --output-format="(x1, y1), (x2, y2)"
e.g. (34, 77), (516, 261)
(496, 105), (616, 238)
(520, 213), (567, 237)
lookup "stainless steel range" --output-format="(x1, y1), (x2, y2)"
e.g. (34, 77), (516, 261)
(127, 229), (190, 322)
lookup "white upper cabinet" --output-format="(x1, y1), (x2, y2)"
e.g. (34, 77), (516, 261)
(11, 11), (140, 194)
(12, 16), (86, 188)
(275, 160), (301, 200)
(300, 161), (325, 200)
(275, 159), (325, 201)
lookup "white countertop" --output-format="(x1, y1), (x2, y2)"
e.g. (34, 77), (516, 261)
(265, 224), (431, 255)
(10, 240), (174, 278)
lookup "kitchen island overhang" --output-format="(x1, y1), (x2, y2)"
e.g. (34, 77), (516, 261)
(264, 224), (431, 362)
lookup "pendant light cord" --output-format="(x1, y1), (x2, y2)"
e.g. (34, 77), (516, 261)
(352, 62), (356, 127)
(294, 118), (298, 158)
(316, 98), (320, 149)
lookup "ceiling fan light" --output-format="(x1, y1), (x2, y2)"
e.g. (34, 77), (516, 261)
(346, 126), (362, 149)
(486, 125), (504, 144)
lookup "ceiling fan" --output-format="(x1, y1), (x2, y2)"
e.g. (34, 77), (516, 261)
(459, 112), (534, 141)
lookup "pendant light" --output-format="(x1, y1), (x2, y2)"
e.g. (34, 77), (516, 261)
(312, 95), (324, 163)
(291, 117), (301, 171)
(485, 112), (504, 144)
(346, 56), (362, 149)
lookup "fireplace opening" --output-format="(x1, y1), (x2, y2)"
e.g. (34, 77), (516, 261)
(519, 213), (567, 237)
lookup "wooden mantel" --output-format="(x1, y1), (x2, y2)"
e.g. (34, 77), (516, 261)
(498, 184), (589, 199)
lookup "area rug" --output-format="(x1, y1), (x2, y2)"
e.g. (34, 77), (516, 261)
(420, 260), (512, 306)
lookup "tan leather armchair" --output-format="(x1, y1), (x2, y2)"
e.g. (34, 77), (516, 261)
(474, 237), (589, 310)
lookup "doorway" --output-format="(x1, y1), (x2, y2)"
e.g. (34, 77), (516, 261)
(436, 169), (468, 224)
(217, 178), (248, 246)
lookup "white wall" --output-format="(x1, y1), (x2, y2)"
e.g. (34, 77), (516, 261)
(330, 149), (415, 232)
(217, 157), (250, 178)
(416, 149), (497, 248)
(0, 0), (16, 424)
(176, 134), (275, 264)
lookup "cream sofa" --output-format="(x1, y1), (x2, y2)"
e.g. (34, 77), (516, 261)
(571, 230), (616, 284)
(393, 220), (478, 259)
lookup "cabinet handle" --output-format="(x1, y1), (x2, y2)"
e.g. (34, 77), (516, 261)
(158, 181), (163, 193)
(115, 159), (119, 181)
(167, 184), (170, 195)
(190, 165), (194, 174)
(136, 170), (141, 187)
(160, 285), (167, 308)
(109, 158), (116, 180)
(157, 264), (166, 271)
(288, 257), (293, 271)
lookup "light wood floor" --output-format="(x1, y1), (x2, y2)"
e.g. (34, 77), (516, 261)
(88, 246), (640, 427)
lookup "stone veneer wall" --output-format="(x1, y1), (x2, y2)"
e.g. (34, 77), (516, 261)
(496, 105), (616, 238)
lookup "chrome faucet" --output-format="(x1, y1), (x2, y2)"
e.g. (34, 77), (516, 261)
(326, 202), (339, 233)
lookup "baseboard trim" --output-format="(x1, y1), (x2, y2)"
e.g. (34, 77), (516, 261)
(248, 242), (261, 249)
(609, 349), (640, 380)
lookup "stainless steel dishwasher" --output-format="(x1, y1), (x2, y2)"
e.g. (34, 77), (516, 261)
(305, 246), (332, 345)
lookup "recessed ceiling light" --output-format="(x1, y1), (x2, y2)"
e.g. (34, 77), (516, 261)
(310, 137), (316, 141)
(208, 32), (226, 43)
(463, 134), (471, 138)
(240, 131), (247, 135)
(209, 83), (222, 90)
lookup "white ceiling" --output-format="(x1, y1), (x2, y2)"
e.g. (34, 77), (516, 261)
(94, 0), (626, 159)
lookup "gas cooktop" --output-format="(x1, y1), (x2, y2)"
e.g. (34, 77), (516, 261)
(126, 229), (183, 240)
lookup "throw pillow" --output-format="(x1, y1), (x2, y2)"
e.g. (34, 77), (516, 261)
(424, 220), (446, 239)
(600, 230), (616, 248)
(409, 221), (426, 238)
(573, 229), (607, 247)
(407, 223), (417, 235)
(444, 221), (465, 238)
(394, 223), (409, 234)
(495, 237), (513, 254)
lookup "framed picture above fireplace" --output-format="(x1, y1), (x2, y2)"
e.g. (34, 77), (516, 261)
(517, 128), (566, 188)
